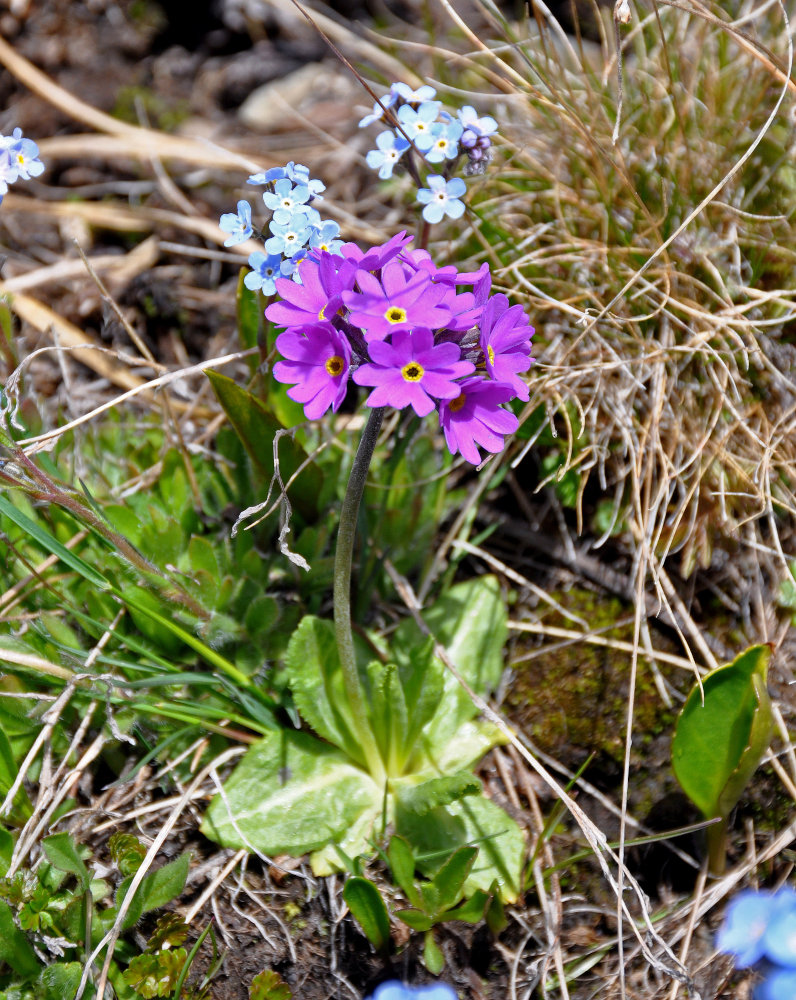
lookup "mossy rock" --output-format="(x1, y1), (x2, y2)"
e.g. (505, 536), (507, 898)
(506, 587), (677, 780)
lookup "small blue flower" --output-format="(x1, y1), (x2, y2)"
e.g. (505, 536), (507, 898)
(762, 890), (796, 967)
(717, 890), (796, 969)
(755, 966), (796, 1000)
(366, 130), (411, 179)
(359, 89), (400, 128)
(263, 177), (311, 214)
(219, 199), (253, 246)
(416, 175), (467, 224)
(244, 251), (291, 294)
(366, 981), (457, 1000)
(457, 105), (498, 148)
(396, 102), (441, 152)
(265, 208), (314, 258)
(0, 129), (44, 182)
(393, 83), (437, 104)
(247, 168), (285, 185)
(424, 120), (464, 164)
(308, 220), (343, 255)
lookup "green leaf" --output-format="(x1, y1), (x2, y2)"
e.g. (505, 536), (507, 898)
(250, 969), (292, 1000)
(672, 644), (774, 820)
(423, 930), (445, 975)
(387, 836), (422, 909)
(448, 794), (525, 901)
(396, 794), (525, 902)
(117, 853), (190, 930)
(431, 845), (478, 913)
(0, 898), (40, 978)
(137, 852), (190, 914)
(0, 724), (31, 822)
(394, 908), (433, 932)
(447, 889), (489, 924)
(393, 772), (480, 817)
(37, 961), (82, 1000)
(393, 577), (507, 758)
(395, 638), (445, 771)
(109, 832), (147, 877)
(206, 370), (321, 520)
(368, 661), (408, 777)
(0, 826), (13, 876)
(124, 949), (186, 998)
(0, 493), (110, 590)
(201, 728), (381, 857)
(285, 618), (366, 767)
(342, 877), (391, 952)
(236, 269), (261, 353)
(425, 720), (507, 775)
(42, 833), (90, 890)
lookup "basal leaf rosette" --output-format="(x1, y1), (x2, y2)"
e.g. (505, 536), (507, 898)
(264, 235), (534, 466)
(201, 578), (525, 900)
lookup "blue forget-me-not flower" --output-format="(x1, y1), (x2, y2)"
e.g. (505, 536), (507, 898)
(219, 200), (253, 246)
(366, 131), (411, 179)
(717, 887), (796, 999)
(417, 175), (466, 223)
(0, 128), (44, 204)
(365, 981), (457, 1000)
(244, 252), (293, 294)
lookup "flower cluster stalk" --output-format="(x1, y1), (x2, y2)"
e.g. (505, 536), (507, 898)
(333, 406), (386, 785)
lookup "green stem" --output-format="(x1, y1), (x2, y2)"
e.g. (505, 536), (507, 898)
(333, 407), (386, 785)
(707, 815), (728, 876)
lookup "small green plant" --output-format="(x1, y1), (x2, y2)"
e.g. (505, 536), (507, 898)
(344, 837), (506, 973)
(202, 575), (525, 899)
(0, 831), (191, 998)
(249, 969), (292, 1000)
(672, 645), (774, 874)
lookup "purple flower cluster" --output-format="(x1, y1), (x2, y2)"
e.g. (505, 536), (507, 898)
(267, 233), (534, 466)
(717, 888), (796, 999)
(0, 129), (44, 204)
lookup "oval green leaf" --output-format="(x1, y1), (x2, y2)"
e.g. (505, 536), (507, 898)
(342, 876), (391, 952)
(672, 644), (774, 820)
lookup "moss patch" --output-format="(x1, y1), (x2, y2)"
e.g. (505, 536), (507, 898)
(505, 587), (677, 773)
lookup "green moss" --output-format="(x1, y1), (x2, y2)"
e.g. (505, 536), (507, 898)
(506, 587), (676, 765)
(112, 85), (190, 133)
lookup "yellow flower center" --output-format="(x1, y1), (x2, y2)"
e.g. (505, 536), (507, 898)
(325, 355), (344, 377)
(448, 393), (466, 413)
(385, 306), (407, 325)
(318, 304), (327, 320)
(401, 362), (424, 382)
(487, 345), (495, 366)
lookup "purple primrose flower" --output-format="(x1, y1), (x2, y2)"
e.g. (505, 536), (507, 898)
(344, 262), (453, 341)
(258, 226), (534, 464)
(353, 327), (474, 417)
(273, 323), (352, 419)
(266, 251), (356, 329)
(439, 376), (520, 465)
(479, 293), (535, 401)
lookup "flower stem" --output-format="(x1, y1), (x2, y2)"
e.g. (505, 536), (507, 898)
(333, 406), (386, 785)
